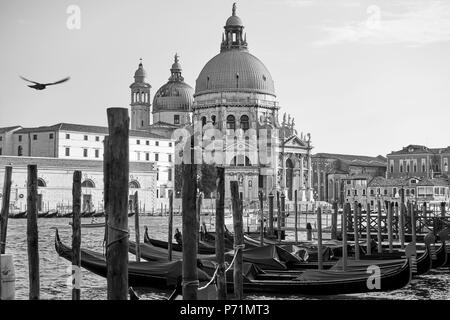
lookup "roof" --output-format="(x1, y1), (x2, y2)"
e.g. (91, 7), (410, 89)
(0, 126), (22, 134)
(195, 50), (275, 97)
(368, 176), (450, 187)
(312, 153), (387, 167)
(13, 123), (169, 140)
(388, 144), (440, 156)
(153, 81), (193, 112)
(0, 156), (156, 173)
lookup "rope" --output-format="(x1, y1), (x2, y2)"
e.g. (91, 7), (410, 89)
(182, 280), (200, 287)
(106, 223), (129, 250)
(225, 244), (245, 272)
(198, 264), (220, 291)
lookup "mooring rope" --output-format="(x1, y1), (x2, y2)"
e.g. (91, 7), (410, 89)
(106, 223), (129, 250)
(182, 280), (200, 287)
(225, 244), (245, 272)
(198, 264), (220, 291)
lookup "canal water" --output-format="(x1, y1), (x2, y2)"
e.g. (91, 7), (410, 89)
(3, 216), (450, 300)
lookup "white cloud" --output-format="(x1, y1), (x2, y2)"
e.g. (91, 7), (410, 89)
(314, 1), (450, 46)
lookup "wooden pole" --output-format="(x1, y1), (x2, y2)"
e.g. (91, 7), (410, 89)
(168, 189), (173, 262)
(0, 165), (12, 254)
(196, 192), (203, 242)
(280, 192), (286, 241)
(259, 191), (264, 247)
(215, 167), (227, 300)
(331, 201), (338, 240)
(342, 203), (349, 271)
(230, 181), (243, 300)
(181, 140), (198, 300)
(106, 108), (129, 300)
(103, 137), (110, 256)
(366, 202), (371, 255)
(411, 202), (417, 245)
(294, 190), (299, 243)
(27, 164), (40, 300)
(317, 206), (323, 270)
(72, 170), (82, 300)
(268, 192), (274, 236)
(134, 191), (141, 262)
(398, 202), (405, 249)
(377, 200), (383, 254)
(276, 191), (281, 242)
(353, 202), (360, 260)
(388, 202), (393, 253)
(440, 202), (446, 219)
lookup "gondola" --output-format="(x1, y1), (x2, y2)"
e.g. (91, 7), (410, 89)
(92, 211), (105, 218)
(143, 227), (218, 255)
(69, 221), (105, 228)
(128, 211), (136, 218)
(8, 211), (27, 219)
(38, 211), (49, 218)
(430, 242), (447, 269)
(81, 210), (96, 218)
(198, 257), (412, 295)
(54, 229), (211, 289)
(44, 210), (59, 218)
(61, 212), (73, 218)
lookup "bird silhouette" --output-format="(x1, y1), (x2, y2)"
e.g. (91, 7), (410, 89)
(20, 76), (70, 90)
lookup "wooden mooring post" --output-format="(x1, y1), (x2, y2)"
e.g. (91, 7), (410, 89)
(230, 181), (243, 300)
(399, 202), (405, 249)
(440, 202), (446, 219)
(276, 191), (281, 242)
(268, 193), (274, 236)
(410, 202), (417, 245)
(181, 149), (198, 300)
(294, 190), (299, 243)
(388, 202), (394, 253)
(168, 190), (173, 262)
(0, 165), (12, 255)
(72, 171), (82, 300)
(105, 108), (129, 300)
(342, 203), (349, 271)
(317, 207), (323, 270)
(103, 137), (110, 255)
(215, 167), (226, 300)
(259, 191), (264, 247)
(377, 200), (383, 254)
(280, 192), (286, 241)
(353, 202), (360, 260)
(27, 164), (40, 300)
(134, 191), (141, 262)
(366, 202), (371, 255)
(331, 201), (338, 240)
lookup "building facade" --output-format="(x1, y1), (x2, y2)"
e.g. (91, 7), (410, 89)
(312, 153), (387, 206)
(387, 144), (450, 179)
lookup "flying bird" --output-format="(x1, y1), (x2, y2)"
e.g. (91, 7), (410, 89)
(20, 76), (70, 90)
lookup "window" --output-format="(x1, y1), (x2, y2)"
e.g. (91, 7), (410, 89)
(136, 152), (141, 161)
(0, 136), (2, 141)
(84, 135), (88, 141)
(49, 133), (54, 139)
(174, 115), (180, 125)
(95, 136), (100, 142)
(137, 140), (140, 145)
(400, 161), (403, 173)
(155, 153), (159, 161)
(240, 115), (249, 131)
(81, 180), (95, 188)
(95, 150), (99, 158)
(370, 189), (374, 196)
(168, 154), (172, 162)
(18, 146), (23, 156)
(168, 168), (172, 181)
(146, 153), (149, 161)
(155, 141), (159, 146)
(362, 189), (366, 196)
(169, 142), (172, 147)
(146, 141), (149, 146)
(422, 159), (426, 172)
(83, 149), (88, 157)
(390, 160), (394, 173)
(0, 148), (2, 155)
(37, 178), (46, 187)
(201, 116), (207, 127)
(211, 115), (216, 125)
(354, 190), (358, 196)
(33, 134), (37, 141)
(156, 169), (159, 181)
(393, 188), (397, 196)
(347, 190), (351, 196)
(384, 189), (388, 195)
(66, 134), (70, 139)
(18, 135), (22, 142)
(444, 158), (449, 172)
(65, 148), (70, 156)
(226, 115), (236, 130)
(413, 163), (417, 172)
(406, 163), (410, 173)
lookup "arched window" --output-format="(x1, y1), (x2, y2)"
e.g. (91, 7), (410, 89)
(18, 146), (23, 156)
(81, 180), (95, 188)
(37, 178), (46, 187)
(231, 156), (251, 166)
(211, 115), (216, 125)
(129, 180), (141, 189)
(240, 115), (249, 131)
(201, 116), (207, 127)
(226, 115), (235, 130)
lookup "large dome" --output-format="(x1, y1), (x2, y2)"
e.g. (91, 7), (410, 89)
(195, 50), (276, 97)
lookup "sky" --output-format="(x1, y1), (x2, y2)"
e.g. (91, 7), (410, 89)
(1, 0), (449, 157)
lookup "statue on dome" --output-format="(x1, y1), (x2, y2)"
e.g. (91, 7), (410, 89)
(232, 3), (237, 16)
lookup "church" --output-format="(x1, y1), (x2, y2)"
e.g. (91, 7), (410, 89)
(132, 3), (315, 207)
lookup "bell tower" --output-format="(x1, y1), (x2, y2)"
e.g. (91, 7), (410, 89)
(130, 59), (151, 130)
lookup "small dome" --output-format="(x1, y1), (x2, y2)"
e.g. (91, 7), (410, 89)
(134, 61), (147, 83)
(226, 15), (243, 27)
(153, 82), (194, 112)
(171, 62), (182, 71)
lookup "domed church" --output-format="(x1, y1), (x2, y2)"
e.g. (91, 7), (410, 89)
(129, 3), (314, 206)
(191, 3), (314, 205)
